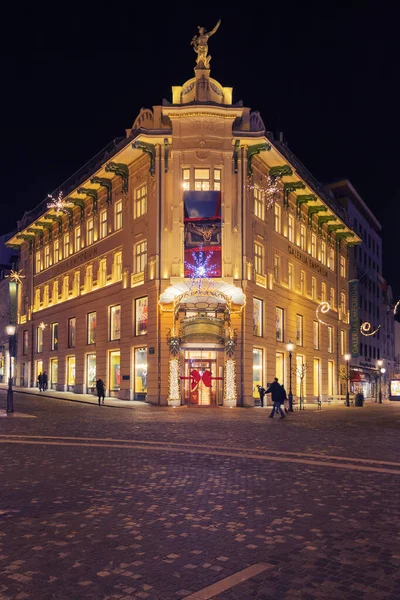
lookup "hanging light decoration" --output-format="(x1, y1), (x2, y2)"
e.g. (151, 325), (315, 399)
(394, 299), (400, 315)
(185, 246), (218, 293)
(168, 357), (181, 404)
(39, 322), (47, 331)
(47, 191), (73, 213)
(248, 175), (281, 210)
(316, 301), (331, 326)
(360, 321), (381, 336)
(6, 270), (25, 285)
(223, 358), (237, 405)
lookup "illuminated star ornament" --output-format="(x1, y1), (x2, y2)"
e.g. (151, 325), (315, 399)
(39, 322), (48, 331)
(248, 176), (281, 210)
(316, 301), (331, 326)
(185, 247), (218, 292)
(6, 269), (26, 284)
(47, 191), (72, 213)
(360, 321), (381, 336)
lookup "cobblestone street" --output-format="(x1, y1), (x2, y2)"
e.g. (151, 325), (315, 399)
(1, 393), (400, 599)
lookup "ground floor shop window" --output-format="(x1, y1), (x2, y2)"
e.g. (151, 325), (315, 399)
(109, 350), (120, 391)
(36, 360), (43, 386)
(134, 347), (147, 399)
(328, 361), (334, 397)
(296, 355), (304, 398)
(313, 358), (320, 397)
(50, 358), (58, 388)
(253, 348), (263, 397)
(276, 352), (284, 386)
(67, 356), (75, 388)
(87, 353), (96, 390)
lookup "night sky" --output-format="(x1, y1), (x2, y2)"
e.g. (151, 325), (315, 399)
(1, 4), (398, 298)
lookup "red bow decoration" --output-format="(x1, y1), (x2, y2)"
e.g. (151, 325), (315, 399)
(190, 369), (212, 389)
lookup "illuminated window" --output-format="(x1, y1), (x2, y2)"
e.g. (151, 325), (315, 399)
(296, 354), (305, 397)
(214, 168), (221, 191)
(254, 185), (264, 220)
(23, 330), (28, 355)
(254, 242), (263, 275)
(296, 314), (303, 346)
(64, 233), (70, 258)
(340, 255), (346, 278)
(328, 326), (333, 353)
(288, 215), (294, 243)
(53, 239), (60, 264)
(253, 348), (263, 398)
(73, 271), (80, 296)
(329, 247), (335, 270)
(44, 245), (50, 269)
(328, 361), (334, 396)
(273, 254), (280, 283)
(37, 327), (43, 353)
(87, 312), (96, 344)
(311, 233), (317, 258)
(313, 321), (319, 350)
(134, 348), (147, 396)
(253, 298), (263, 336)
(288, 263), (294, 290)
(114, 251), (122, 281)
(68, 317), (76, 348)
(135, 297), (148, 336)
(110, 305), (121, 341)
(67, 356), (75, 386)
(274, 203), (281, 233)
(135, 240), (147, 273)
(182, 168), (190, 190)
(85, 265), (93, 292)
(313, 358), (320, 397)
(321, 282), (327, 302)
(63, 275), (69, 299)
(311, 277), (316, 300)
(109, 350), (120, 390)
(115, 200), (123, 230)
(44, 285), (49, 306)
(300, 270), (305, 295)
(276, 352), (284, 384)
(86, 218), (94, 246)
(50, 322), (58, 351)
(300, 225), (306, 250)
(276, 307), (284, 342)
(50, 358), (58, 387)
(135, 184), (147, 218)
(194, 168), (210, 191)
(330, 287), (335, 309)
(340, 292), (346, 316)
(320, 241), (326, 265)
(75, 225), (81, 251)
(53, 281), (58, 304)
(100, 209), (107, 239)
(87, 353), (96, 390)
(99, 258), (107, 286)
(36, 251), (42, 274)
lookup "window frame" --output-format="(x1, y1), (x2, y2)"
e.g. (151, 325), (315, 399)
(276, 307), (284, 342)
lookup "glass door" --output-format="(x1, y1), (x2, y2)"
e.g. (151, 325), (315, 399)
(183, 350), (219, 405)
(50, 358), (58, 389)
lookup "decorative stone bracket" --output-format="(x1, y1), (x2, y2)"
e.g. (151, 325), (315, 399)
(283, 181), (306, 209)
(35, 220), (54, 241)
(90, 177), (113, 205)
(317, 215), (337, 237)
(327, 223), (345, 243)
(69, 197), (86, 221)
(16, 234), (35, 253)
(27, 228), (44, 247)
(105, 162), (129, 194)
(166, 328), (181, 356)
(307, 205), (327, 228)
(132, 141), (156, 176)
(77, 187), (98, 214)
(269, 165), (293, 178)
(46, 214), (63, 236)
(296, 194), (316, 217)
(247, 142), (271, 178)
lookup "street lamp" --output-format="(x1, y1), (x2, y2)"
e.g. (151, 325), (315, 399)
(344, 353), (351, 407)
(377, 360), (383, 403)
(286, 340), (295, 412)
(5, 324), (16, 413)
(379, 367), (386, 404)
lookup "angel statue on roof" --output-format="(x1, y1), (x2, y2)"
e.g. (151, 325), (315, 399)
(191, 19), (221, 69)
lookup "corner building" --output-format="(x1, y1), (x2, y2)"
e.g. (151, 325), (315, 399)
(8, 63), (360, 406)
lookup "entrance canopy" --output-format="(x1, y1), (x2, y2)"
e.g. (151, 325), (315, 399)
(159, 279), (245, 311)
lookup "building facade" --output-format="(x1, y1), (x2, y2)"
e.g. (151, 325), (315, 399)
(327, 180), (395, 399)
(7, 58), (359, 406)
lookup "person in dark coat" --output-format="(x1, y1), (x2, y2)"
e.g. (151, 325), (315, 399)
(96, 379), (105, 406)
(266, 378), (285, 419)
(257, 385), (266, 407)
(42, 371), (48, 391)
(37, 372), (43, 391)
(281, 385), (289, 414)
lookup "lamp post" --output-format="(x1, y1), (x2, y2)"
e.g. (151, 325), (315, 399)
(344, 353), (351, 407)
(286, 340), (294, 412)
(6, 324), (16, 413)
(377, 360), (383, 404)
(379, 367), (386, 404)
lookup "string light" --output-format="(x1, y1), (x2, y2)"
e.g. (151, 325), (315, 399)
(316, 301), (331, 326)
(360, 321), (381, 336)
(223, 358), (237, 405)
(47, 191), (72, 213)
(6, 270), (25, 284)
(394, 299), (400, 315)
(248, 176), (281, 210)
(185, 246), (218, 293)
(168, 357), (181, 403)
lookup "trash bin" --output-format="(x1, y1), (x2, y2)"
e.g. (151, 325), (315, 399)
(355, 392), (364, 407)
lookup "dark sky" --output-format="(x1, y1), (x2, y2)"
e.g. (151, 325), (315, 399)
(1, 3), (398, 297)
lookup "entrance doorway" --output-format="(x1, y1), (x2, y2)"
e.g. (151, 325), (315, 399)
(182, 350), (222, 405)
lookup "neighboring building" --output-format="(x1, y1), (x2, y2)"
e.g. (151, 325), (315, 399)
(395, 321), (400, 376)
(0, 232), (19, 383)
(7, 45), (359, 405)
(327, 180), (395, 399)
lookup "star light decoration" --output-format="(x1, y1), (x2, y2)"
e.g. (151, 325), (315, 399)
(39, 322), (48, 331)
(47, 191), (72, 213)
(248, 175), (281, 210)
(6, 270), (25, 285)
(360, 321), (381, 336)
(185, 247), (218, 293)
(394, 299), (400, 315)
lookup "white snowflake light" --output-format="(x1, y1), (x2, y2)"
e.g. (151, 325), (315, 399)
(185, 246), (218, 292)
(168, 358), (180, 402)
(39, 322), (47, 331)
(47, 191), (72, 213)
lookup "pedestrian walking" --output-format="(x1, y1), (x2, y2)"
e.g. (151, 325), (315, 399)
(96, 379), (105, 406)
(257, 384), (266, 407)
(281, 384), (289, 414)
(266, 377), (286, 419)
(42, 371), (48, 391)
(37, 372), (43, 392)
